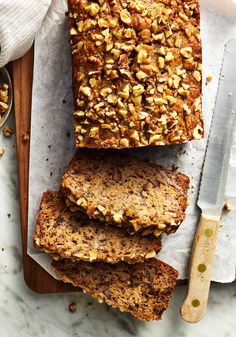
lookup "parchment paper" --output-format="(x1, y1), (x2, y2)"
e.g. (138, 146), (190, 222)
(28, 0), (236, 282)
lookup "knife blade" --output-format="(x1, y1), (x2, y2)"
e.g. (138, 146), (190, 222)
(181, 38), (236, 323)
(198, 39), (236, 218)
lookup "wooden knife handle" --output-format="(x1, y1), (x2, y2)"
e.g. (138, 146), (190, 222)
(180, 214), (220, 323)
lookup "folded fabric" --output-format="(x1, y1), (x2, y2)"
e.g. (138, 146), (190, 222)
(0, 0), (51, 67)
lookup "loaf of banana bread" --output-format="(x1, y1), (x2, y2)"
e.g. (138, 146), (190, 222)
(52, 258), (178, 321)
(61, 152), (189, 236)
(68, 0), (203, 148)
(34, 191), (162, 263)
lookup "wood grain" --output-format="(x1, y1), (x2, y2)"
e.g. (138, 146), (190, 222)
(181, 214), (220, 323)
(12, 47), (77, 293)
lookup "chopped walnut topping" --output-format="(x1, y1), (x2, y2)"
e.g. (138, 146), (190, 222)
(121, 84), (130, 99)
(149, 134), (161, 144)
(80, 86), (91, 97)
(183, 104), (192, 115)
(88, 249), (97, 261)
(119, 138), (129, 148)
(179, 12), (189, 21)
(77, 21), (84, 32)
(155, 98), (165, 105)
(136, 70), (148, 80)
(151, 21), (158, 34)
(145, 250), (156, 259)
(120, 9), (132, 25)
(89, 127), (99, 138)
(100, 87), (112, 97)
(158, 46), (165, 56)
(70, 27), (77, 35)
(158, 57), (165, 69)
(137, 48), (149, 64)
(113, 212), (123, 223)
(85, 3), (100, 16)
(165, 52), (174, 62)
(69, 0), (202, 148)
(133, 84), (145, 97)
(193, 70), (201, 82)
(180, 47), (192, 58)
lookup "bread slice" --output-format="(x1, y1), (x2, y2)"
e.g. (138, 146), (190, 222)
(61, 152), (189, 236)
(34, 191), (162, 264)
(52, 258), (178, 321)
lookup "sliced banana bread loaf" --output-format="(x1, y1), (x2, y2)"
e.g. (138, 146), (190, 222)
(52, 258), (178, 321)
(34, 191), (162, 264)
(61, 152), (189, 236)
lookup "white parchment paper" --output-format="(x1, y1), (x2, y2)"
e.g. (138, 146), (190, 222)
(28, 0), (236, 282)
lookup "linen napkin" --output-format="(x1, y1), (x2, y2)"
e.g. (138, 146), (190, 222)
(0, 0), (51, 67)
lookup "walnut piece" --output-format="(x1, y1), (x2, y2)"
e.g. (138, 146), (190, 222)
(2, 126), (14, 137)
(69, 302), (77, 313)
(224, 202), (233, 211)
(0, 147), (4, 156)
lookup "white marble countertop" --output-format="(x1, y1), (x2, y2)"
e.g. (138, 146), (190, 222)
(0, 113), (235, 337)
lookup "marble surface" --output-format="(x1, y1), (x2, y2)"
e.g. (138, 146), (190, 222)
(0, 113), (235, 337)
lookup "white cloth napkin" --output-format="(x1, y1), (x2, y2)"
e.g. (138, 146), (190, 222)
(0, 0), (51, 67)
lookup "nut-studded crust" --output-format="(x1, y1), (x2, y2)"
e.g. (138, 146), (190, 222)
(34, 191), (162, 264)
(68, 0), (203, 148)
(52, 258), (178, 321)
(60, 151), (190, 236)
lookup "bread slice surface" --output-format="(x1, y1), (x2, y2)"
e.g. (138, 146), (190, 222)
(52, 258), (178, 321)
(34, 191), (162, 263)
(61, 152), (189, 236)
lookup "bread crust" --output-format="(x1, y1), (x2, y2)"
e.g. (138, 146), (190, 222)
(68, 0), (203, 148)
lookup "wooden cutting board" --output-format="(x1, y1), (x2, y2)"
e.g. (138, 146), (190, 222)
(12, 47), (77, 293)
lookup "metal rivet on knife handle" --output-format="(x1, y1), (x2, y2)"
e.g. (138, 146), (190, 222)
(198, 264), (206, 273)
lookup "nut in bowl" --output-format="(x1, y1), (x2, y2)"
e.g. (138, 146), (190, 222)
(0, 67), (13, 128)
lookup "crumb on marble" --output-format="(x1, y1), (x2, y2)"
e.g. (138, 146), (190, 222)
(172, 164), (178, 171)
(224, 202), (233, 211)
(0, 147), (4, 156)
(3, 126), (14, 137)
(69, 302), (77, 313)
(86, 302), (93, 307)
(206, 74), (213, 81)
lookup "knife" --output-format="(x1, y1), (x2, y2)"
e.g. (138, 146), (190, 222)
(181, 39), (236, 323)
